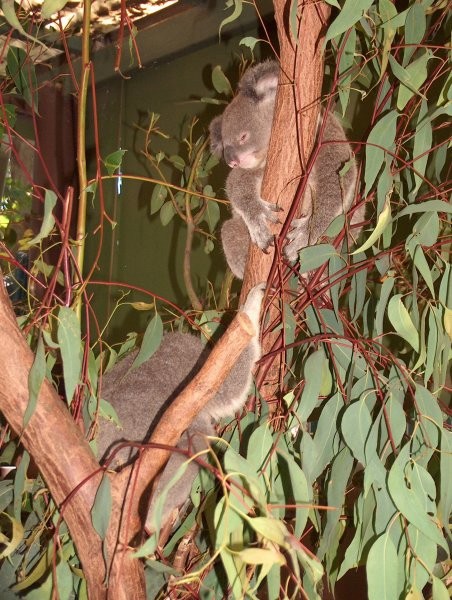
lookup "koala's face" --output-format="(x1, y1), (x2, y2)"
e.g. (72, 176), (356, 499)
(216, 96), (274, 169)
(209, 61), (279, 171)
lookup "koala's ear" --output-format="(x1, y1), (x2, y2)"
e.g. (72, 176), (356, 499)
(209, 116), (223, 157)
(240, 60), (279, 104)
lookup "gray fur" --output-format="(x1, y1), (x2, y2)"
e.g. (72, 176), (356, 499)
(209, 60), (364, 278)
(96, 284), (264, 529)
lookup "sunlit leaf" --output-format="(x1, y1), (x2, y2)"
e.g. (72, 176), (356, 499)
(352, 196), (391, 254)
(41, 0), (69, 18)
(387, 294), (419, 352)
(0, 512), (24, 559)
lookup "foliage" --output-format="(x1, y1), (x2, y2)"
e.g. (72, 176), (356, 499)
(0, 0), (450, 599)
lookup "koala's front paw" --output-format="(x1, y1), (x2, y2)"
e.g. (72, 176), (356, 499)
(284, 216), (310, 262)
(249, 201), (281, 250)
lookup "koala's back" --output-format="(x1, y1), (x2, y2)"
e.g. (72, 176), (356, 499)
(97, 332), (206, 466)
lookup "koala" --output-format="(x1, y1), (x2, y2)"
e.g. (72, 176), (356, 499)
(96, 283), (264, 530)
(209, 60), (364, 279)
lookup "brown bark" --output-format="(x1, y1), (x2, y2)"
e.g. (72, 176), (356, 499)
(0, 273), (108, 599)
(241, 0), (331, 401)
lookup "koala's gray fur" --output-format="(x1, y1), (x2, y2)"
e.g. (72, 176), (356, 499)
(209, 60), (364, 279)
(96, 284), (264, 529)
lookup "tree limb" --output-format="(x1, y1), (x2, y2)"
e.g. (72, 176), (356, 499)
(241, 0), (331, 400)
(0, 272), (109, 599)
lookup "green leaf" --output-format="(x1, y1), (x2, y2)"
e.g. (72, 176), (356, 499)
(432, 575), (450, 600)
(366, 533), (399, 600)
(352, 196), (391, 254)
(278, 451), (310, 538)
(365, 111), (398, 194)
(413, 246), (435, 298)
(104, 149), (126, 176)
(298, 244), (337, 273)
(131, 314), (163, 370)
(0, 511), (24, 559)
(378, 0), (398, 81)
(25, 337), (46, 428)
(396, 200), (452, 218)
(247, 423), (273, 474)
(341, 400), (373, 464)
(403, 3), (426, 67)
(375, 275), (395, 336)
(24, 189), (57, 247)
(289, 0), (299, 43)
(296, 350), (328, 423)
(150, 184), (168, 215)
(338, 28), (356, 115)
(388, 51), (431, 110)
(239, 36), (260, 51)
(317, 446), (353, 561)
(168, 154), (185, 171)
(203, 198), (220, 233)
(325, 0), (374, 44)
(6, 46), (37, 111)
(305, 394), (342, 482)
(57, 306), (82, 405)
(211, 65), (233, 96)
(388, 444), (447, 552)
(160, 201), (175, 226)
(237, 546), (285, 566)
(2, 0), (46, 51)
(247, 517), (289, 547)
(219, 0), (243, 35)
(91, 474), (112, 539)
(41, 0), (69, 19)
(410, 100), (432, 200)
(387, 294), (419, 352)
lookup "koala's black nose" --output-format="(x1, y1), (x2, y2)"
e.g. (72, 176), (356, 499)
(224, 146), (239, 168)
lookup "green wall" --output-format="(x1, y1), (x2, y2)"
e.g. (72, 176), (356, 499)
(84, 1), (275, 342)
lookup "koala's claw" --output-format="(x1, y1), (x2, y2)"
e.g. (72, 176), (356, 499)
(284, 216), (311, 262)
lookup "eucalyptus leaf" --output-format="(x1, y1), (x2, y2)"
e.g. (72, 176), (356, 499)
(57, 306), (82, 406)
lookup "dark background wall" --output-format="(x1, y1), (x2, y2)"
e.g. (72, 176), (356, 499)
(83, 0), (275, 341)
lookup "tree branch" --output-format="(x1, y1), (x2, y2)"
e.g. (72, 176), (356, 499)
(0, 272), (108, 599)
(240, 0), (331, 400)
(107, 309), (255, 586)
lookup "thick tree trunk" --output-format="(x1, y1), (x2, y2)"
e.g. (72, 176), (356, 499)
(241, 0), (331, 402)
(0, 273), (108, 599)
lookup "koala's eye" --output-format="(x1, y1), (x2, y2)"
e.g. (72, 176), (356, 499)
(239, 132), (249, 144)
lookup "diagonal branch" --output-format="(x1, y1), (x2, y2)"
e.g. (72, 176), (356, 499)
(107, 309), (256, 587)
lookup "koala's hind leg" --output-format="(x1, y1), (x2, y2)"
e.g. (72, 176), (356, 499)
(221, 216), (250, 279)
(206, 283), (264, 421)
(146, 413), (215, 533)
